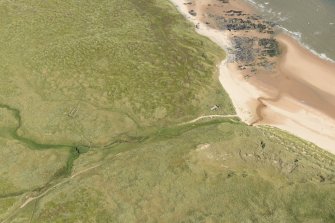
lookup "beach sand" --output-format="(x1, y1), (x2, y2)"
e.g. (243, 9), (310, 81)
(251, 34), (335, 152)
(169, 0), (335, 154)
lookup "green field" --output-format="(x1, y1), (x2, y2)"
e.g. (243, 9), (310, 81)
(0, 0), (334, 222)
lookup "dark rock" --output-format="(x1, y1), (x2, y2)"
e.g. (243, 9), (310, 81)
(188, 10), (197, 16)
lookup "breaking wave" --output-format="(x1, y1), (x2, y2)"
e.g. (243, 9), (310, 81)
(245, 0), (335, 63)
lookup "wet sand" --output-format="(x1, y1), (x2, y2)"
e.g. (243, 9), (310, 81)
(169, 0), (335, 154)
(251, 34), (335, 152)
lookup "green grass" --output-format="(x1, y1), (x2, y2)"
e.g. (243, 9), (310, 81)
(25, 121), (335, 223)
(0, 0), (233, 146)
(0, 0), (334, 222)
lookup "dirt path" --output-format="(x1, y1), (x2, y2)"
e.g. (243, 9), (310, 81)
(181, 114), (239, 125)
(1, 164), (102, 223)
(20, 164), (102, 209)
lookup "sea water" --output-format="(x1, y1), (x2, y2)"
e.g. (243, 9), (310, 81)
(245, 0), (335, 62)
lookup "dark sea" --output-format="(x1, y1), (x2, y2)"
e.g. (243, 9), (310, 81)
(245, 0), (335, 62)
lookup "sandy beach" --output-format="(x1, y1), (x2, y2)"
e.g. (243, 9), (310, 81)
(252, 34), (335, 153)
(169, 0), (335, 154)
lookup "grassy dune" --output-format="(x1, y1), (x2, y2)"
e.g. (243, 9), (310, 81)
(0, 0), (334, 222)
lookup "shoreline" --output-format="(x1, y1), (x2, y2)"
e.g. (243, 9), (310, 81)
(169, 0), (335, 154)
(279, 27), (335, 64)
(243, 0), (335, 63)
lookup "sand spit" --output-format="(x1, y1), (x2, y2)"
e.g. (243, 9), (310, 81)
(169, 0), (335, 154)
